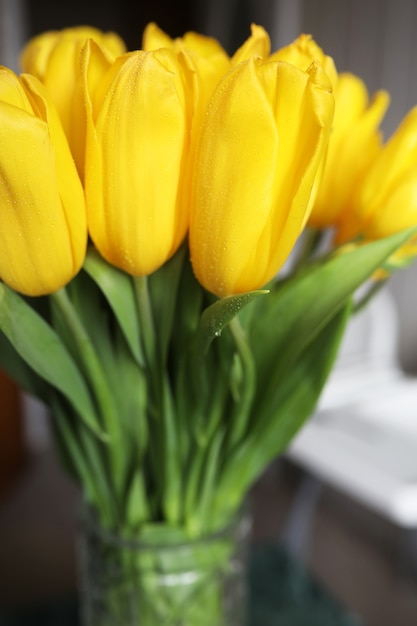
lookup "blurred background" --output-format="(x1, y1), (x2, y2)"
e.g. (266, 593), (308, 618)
(1, 1), (417, 625)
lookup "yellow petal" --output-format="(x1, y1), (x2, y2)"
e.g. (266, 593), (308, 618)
(270, 33), (338, 89)
(22, 73), (87, 271)
(190, 57), (334, 296)
(85, 49), (190, 275)
(231, 24), (271, 64)
(0, 73), (86, 295)
(357, 106), (417, 218)
(310, 73), (389, 228)
(20, 26), (126, 179)
(365, 176), (417, 239)
(142, 22), (175, 50)
(336, 105), (417, 249)
(143, 22), (230, 115)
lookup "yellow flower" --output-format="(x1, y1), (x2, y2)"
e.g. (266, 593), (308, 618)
(143, 21), (230, 103)
(190, 56), (334, 297)
(142, 22), (269, 115)
(270, 33), (338, 89)
(337, 106), (417, 262)
(0, 68), (87, 296)
(231, 23), (271, 64)
(309, 73), (389, 229)
(20, 26), (126, 178)
(82, 42), (192, 276)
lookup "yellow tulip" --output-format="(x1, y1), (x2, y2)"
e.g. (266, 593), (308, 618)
(0, 69), (87, 296)
(270, 33), (338, 90)
(231, 23), (271, 64)
(82, 42), (192, 276)
(337, 106), (417, 261)
(310, 73), (389, 228)
(20, 26), (126, 178)
(190, 56), (334, 297)
(142, 22), (269, 115)
(143, 22), (230, 100)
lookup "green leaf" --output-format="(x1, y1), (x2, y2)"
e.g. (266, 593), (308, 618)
(51, 288), (127, 493)
(0, 283), (104, 439)
(161, 374), (181, 524)
(251, 301), (352, 456)
(171, 253), (204, 357)
(148, 245), (186, 367)
(83, 247), (144, 366)
(196, 290), (269, 358)
(251, 228), (416, 413)
(215, 301), (351, 512)
(0, 331), (49, 400)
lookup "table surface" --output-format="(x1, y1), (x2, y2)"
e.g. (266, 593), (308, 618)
(0, 543), (363, 626)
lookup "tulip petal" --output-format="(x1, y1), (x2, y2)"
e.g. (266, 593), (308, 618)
(20, 27), (126, 179)
(310, 72), (389, 229)
(232, 24), (271, 64)
(190, 58), (279, 296)
(22, 73), (87, 273)
(85, 49), (189, 276)
(0, 106), (78, 294)
(190, 57), (334, 296)
(270, 33), (338, 90)
(358, 106), (417, 216)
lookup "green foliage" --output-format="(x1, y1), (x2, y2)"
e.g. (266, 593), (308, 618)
(0, 228), (413, 535)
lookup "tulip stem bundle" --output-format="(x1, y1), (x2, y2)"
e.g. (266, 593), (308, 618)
(0, 233), (411, 538)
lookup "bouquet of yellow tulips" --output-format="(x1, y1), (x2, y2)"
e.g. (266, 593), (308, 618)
(0, 21), (416, 626)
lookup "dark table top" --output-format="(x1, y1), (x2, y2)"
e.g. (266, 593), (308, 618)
(0, 543), (363, 626)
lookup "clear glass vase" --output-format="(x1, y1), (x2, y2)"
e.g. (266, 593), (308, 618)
(77, 505), (251, 626)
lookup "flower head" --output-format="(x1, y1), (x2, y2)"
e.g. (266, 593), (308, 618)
(0, 69), (87, 295)
(337, 106), (417, 265)
(310, 73), (389, 229)
(20, 26), (126, 178)
(270, 33), (338, 89)
(190, 55), (334, 296)
(83, 42), (193, 276)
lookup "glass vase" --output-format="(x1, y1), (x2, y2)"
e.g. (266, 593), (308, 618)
(77, 505), (251, 626)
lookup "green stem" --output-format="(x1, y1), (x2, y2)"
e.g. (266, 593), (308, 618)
(51, 394), (115, 526)
(51, 288), (125, 501)
(227, 317), (256, 449)
(133, 276), (165, 515)
(133, 276), (157, 372)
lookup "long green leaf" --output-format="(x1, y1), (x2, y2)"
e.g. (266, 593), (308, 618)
(0, 331), (49, 400)
(0, 284), (104, 439)
(148, 245), (186, 367)
(51, 288), (126, 493)
(215, 301), (351, 513)
(83, 247), (144, 366)
(251, 228), (416, 412)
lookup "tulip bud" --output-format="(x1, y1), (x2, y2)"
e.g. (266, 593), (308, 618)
(190, 56), (334, 297)
(310, 73), (389, 228)
(143, 22), (229, 148)
(83, 43), (192, 276)
(143, 23), (270, 114)
(20, 26), (126, 178)
(338, 106), (417, 263)
(270, 33), (338, 90)
(231, 23), (271, 64)
(0, 69), (87, 295)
